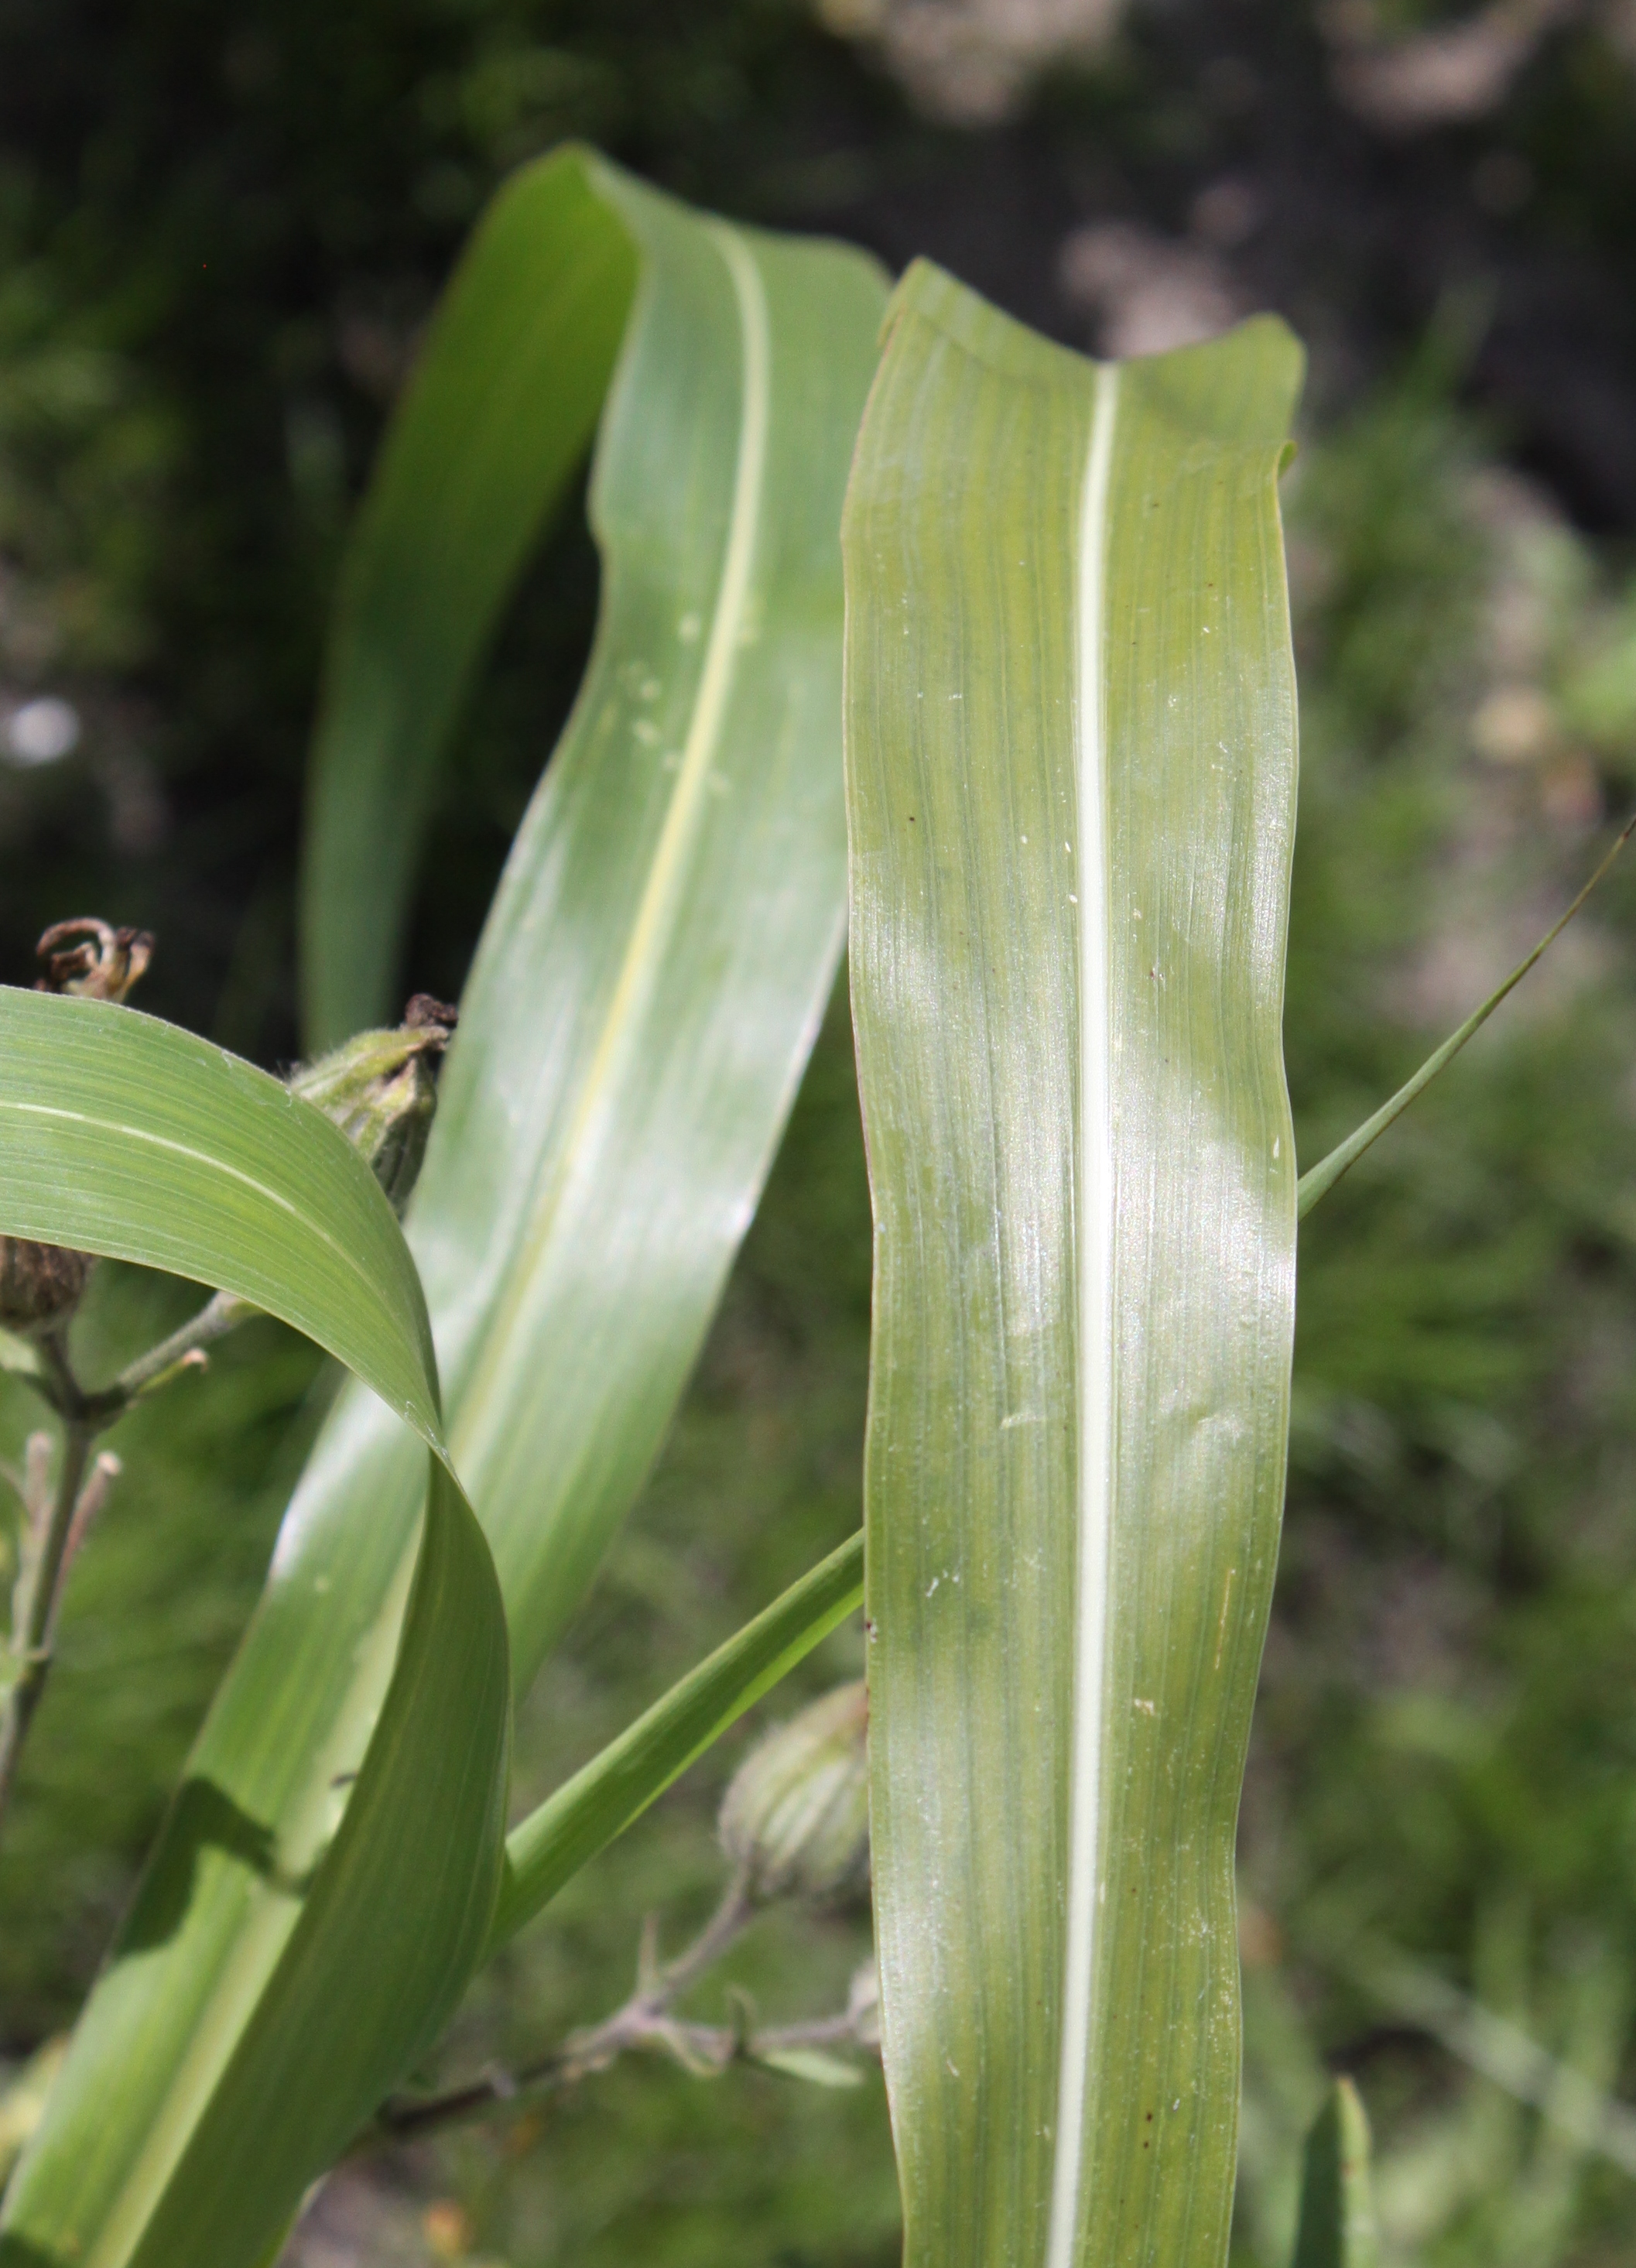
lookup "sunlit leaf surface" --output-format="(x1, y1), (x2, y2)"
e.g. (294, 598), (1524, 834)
(4, 152), (883, 2266)
(0, 991), (436, 1444)
(0, 996), (509, 2268)
(845, 264), (1302, 2268)
(300, 150), (638, 1050)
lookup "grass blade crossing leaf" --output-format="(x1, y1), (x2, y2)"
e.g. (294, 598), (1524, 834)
(491, 1530), (862, 1950)
(7, 156), (883, 2266)
(844, 264), (1302, 2268)
(300, 145), (638, 1049)
(0, 996), (509, 2268)
(1296, 810), (1636, 1218)
(1292, 2081), (1378, 2268)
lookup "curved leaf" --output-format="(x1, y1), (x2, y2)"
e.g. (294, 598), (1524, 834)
(300, 146), (638, 1050)
(0, 999), (509, 2268)
(416, 160), (883, 1675)
(844, 266), (1301, 2268)
(9, 154), (883, 2266)
(0, 989), (437, 1448)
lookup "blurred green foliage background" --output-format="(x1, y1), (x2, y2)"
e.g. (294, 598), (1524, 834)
(5, 3), (1636, 2263)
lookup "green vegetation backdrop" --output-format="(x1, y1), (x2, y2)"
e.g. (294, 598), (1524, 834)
(4, 5), (1636, 2263)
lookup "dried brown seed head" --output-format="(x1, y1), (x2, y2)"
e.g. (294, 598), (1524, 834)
(0, 1238), (93, 1338)
(34, 919), (154, 1003)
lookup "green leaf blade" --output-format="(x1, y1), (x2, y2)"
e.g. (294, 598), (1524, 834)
(844, 266), (1302, 2268)
(5, 1466), (508, 2268)
(7, 156), (884, 2268)
(408, 167), (887, 1680)
(491, 1530), (863, 1948)
(0, 989), (439, 1446)
(1291, 2081), (1378, 2268)
(1295, 808), (1636, 1218)
(300, 145), (639, 1050)
(0, 1009), (509, 2268)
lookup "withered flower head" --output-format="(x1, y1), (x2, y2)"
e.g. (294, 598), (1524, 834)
(0, 1239), (93, 1339)
(289, 997), (459, 1214)
(35, 918), (154, 1003)
(8, 916), (156, 1341)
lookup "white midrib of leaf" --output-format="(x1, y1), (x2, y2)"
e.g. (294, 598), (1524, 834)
(450, 218), (772, 1481)
(41, 214), (775, 2268)
(16, 205), (785, 2268)
(1045, 358), (1120, 2268)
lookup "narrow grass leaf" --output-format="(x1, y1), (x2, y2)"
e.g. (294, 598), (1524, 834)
(1347, 1940), (1636, 2177)
(845, 264), (1302, 2268)
(1291, 2081), (1378, 2268)
(490, 1530), (862, 1949)
(1296, 810), (1636, 1218)
(755, 2047), (867, 2088)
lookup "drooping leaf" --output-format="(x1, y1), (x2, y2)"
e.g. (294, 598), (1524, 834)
(0, 995), (509, 2268)
(491, 1530), (862, 1950)
(0, 990), (438, 1444)
(7, 155), (884, 2265)
(844, 264), (1301, 2268)
(1291, 2080), (1378, 2268)
(300, 146), (638, 1050)
(410, 163), (884, 1677)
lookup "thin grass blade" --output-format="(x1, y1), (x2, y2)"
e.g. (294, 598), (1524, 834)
(1346, 1940), (1636, 2177)
(1291, 2081), (1378, 2268)
(491, 1529), (862, 1949)
(844, 264), (1302, 2268)
(1296, 810), (1636, 1218)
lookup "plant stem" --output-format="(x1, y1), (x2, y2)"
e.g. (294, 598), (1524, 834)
(0, 1355), (94, 1835)
(365, 1883), (878, 2152)
(12, 1288), (250, 1441)
(0, 1285), (209, 1846)
(651, 1876), (755, 2003)
(0, 1286), (253, 1852)
(106, 1287), (251, 1406)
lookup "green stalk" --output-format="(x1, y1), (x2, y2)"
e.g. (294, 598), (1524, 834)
(0, 1348), (93, 1838)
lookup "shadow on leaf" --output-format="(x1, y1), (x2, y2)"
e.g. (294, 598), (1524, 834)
(118, 1776), (295, 1953)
